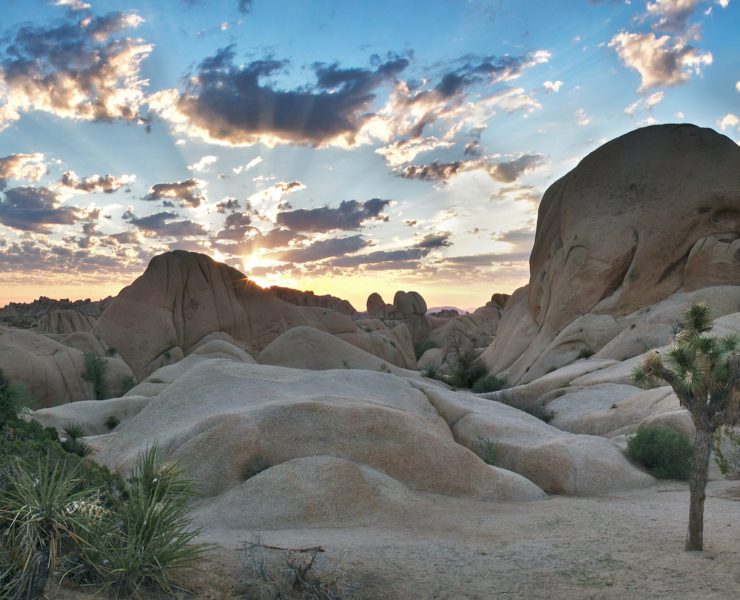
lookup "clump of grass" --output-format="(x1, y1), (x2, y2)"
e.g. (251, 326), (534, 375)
(105, 415), (120, 430)
(420, 364), (446, 382)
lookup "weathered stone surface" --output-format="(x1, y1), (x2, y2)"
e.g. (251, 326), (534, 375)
(411, 380), (653, 495)
(37, 309), (96, 334)
(91, 361), (545, 507)
(33, 395), (151, 435)
(0, 325), (134, 406)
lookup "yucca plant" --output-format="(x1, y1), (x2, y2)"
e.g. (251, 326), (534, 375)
(632, 303), (740, 551)
(0, 455), (98, 598)
(82, 444), (209, 598)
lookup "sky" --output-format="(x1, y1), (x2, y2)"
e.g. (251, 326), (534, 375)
(0, 0), (738, 312)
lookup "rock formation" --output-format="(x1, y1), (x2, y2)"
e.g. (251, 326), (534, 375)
(482, 124), (740, 384)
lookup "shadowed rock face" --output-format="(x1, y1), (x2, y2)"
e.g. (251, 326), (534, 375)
(529, 124), (740, 332)
(94, 251), (358, 379)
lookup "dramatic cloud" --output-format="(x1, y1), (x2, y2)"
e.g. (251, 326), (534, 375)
(144, 179), (206, 208)
(149, 46), (409, 147)
(374, 137), (454, 167)
(276, 198), (390, 232)
(0, 186), (85, 232)
(126, 211), (206, 237)
(273, 235), (369, 262)
(609, 32), (712, 91)
(326, 247), (429, 268)
(399, 153), (544, 184)
(216, 211), (253, 240)
(414, 232), (452, 249)
(108, 231), (140, 245)
(0, 12), (152, 129)
(0, 153), (45, 189)
(368, 51), (548, 155)
(493, 226), (535, 251)
(646, 0), (702, 34)
(441, 252), (530, 266)
(216, 198), (241, 213)
(216, 227), (304, 256)
(59, 171), (135, 194)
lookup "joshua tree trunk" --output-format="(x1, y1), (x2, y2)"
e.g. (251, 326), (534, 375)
(686, 425), (714, 551)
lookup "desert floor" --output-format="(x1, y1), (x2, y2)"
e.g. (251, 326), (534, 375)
(51, 475), (740, 599)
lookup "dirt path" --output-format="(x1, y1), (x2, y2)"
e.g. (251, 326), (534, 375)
(192, 477), (740, 599)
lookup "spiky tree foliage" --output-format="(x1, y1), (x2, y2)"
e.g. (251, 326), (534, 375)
(633, 303), (740, 551)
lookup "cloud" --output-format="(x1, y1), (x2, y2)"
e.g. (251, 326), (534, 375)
(215, 227), (304, 256)
(575, 108), (591, 126)
(149, 46), (409, 147)
(187, 155), (218, 172)
(59, 171), (135, 194)
(216, 211), (253, 240)
(543, 80), (564, 93)
(144, 179), (206, 208)
(493, 226), (535, 251)
(108, 231), (140, 245)
(399, 153), (544, 184)
(736, 81), (740, 92)
(414, 232), (452, 249)
(237, 0), (254, 12)
(0, 186), (85, 232)
(233, 156), (263, 174)
(646, 0), (702, 34)
(126, 211), (206, 237)
(54, 0), (91, 10)
(0, 12), (152, 129)
(326, 247), (429, 268)
(718, 113), (739, 130)
(608, 32), (712, 91)
(624, 90), (665, 114)
(0, 153), (45, 189)
(441, 252), (530, 265)
(272, 235), (369, 262)
(374, 137), (454, 167)
(276, 198), (390, 232)
(216, 198), (241, 213)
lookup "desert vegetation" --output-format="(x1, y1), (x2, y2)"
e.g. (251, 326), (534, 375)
(633, 303), (740, 551)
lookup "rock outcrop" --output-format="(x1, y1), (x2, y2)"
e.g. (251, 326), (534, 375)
(482, 124), (740, 385)
(93, 251), (396, 380)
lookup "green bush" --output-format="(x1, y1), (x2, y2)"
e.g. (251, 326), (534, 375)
(0, 369), (30, 429)
(471, 375), (506, 393)
(420, 364), (446, 382)
(626, 426), (692, 480)
(449, 353), (486, 389)
(105, 415), (121, 430)
(82, 352), (107, 400)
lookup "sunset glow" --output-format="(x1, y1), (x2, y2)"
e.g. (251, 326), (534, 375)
(1, 0), (738, 310)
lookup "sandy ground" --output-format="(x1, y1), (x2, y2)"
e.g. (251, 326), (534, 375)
(50, 476), (740, 599)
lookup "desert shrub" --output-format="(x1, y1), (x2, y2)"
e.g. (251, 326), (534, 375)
(577, 346), (595, 359)
(420, 364), (446, 382)
(238, 538), (356, 599)
(120, 375), (136, 396)
(82, 352), (107, 400)
(80, 444), (209, 597)
(413, 339), (437, 360)
(449, 353), (486, 389)
(471, 375), (506, 393)
(626, 426), (692, 480)
(105, 415), (121, 430)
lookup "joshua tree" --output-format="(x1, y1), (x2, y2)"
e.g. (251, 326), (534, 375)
(632, 303), (740, 551)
